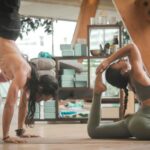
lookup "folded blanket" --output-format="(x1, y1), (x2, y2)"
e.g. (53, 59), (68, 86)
(30, 58), (56, 70)
(38, 70), (56, 77)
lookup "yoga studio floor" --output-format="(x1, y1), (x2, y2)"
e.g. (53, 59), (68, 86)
(0, 103), (150, 149)
(1, 123), (150, 150)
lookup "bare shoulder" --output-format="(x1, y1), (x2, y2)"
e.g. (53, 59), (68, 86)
(127, 43), (150, 84)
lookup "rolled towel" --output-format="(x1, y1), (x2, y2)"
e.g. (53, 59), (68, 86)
(30, 58), (56, 70)
(38, 70), (56, 77)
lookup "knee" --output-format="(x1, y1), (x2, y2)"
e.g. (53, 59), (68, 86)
(87, 127), (98, 139)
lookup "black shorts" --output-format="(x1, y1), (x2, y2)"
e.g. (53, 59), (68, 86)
(0, 0), (21, 41)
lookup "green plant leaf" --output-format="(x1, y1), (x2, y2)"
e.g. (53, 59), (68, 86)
(19, 16), (53, 39)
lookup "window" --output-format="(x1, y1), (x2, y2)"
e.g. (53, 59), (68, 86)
(16, 19), (76, 59)
(53, 20), (76, 56)
(16, 27), (53, 59)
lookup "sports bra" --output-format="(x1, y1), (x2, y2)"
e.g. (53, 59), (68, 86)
(131, 78), (150, 102)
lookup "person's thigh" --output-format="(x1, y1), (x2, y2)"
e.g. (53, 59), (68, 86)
(88, 119), (132, 139)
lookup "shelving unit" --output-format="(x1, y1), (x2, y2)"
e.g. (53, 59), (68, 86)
(88, 24), (123, 120)
(34, 24), (124, 123)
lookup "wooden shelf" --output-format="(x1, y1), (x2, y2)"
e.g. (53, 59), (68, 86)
(88, 24), (121, 28)
(55, 56), (89, 60)
(57, 98), (120, 103)
(34, 118), (119, 122)
(58, 87), (90, 90)
(55, 56), (108, 60)
(34, 24), (123, 123)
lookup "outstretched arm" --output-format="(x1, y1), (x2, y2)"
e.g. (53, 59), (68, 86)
(2, 80), (19, 139)
(17, 89), (28, 132)
(17, 88), (40, 138)
(2, 71), (27, 143)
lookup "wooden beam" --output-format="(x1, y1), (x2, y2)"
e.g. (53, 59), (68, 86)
(113, 0), (150, 73)
(72, 0), (99, 46)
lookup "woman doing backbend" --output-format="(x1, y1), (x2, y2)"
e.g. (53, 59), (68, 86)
(88, 43), (150, 140)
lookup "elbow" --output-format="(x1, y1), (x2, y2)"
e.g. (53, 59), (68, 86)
(126, 43), (134, 50)
(128, 43), (137, 50)
(125, 43), (138, 56)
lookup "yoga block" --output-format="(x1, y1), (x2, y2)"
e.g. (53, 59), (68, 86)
(34, 113), (40, 119)
(75, 74), (88, 81)
(44, 101), (56, 107)
(62, 50), (74, 56)
(44, 107), (56, 113)
(60, 44), (73, 51)
(35, 104), (40, 113)
(61, 81), (74, 87)
(63, 69), (75, 75)
(61, 75), (74, 81)
(74, 43), (87, 56)
(75, 81), (87, 87)
(44, 113), (56, 119)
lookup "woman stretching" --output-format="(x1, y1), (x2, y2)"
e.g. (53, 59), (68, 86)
(88, 43), (150, 140)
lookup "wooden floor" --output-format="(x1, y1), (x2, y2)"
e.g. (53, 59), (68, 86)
(1, 102), (150, 149)
(0, 123), (150, 150)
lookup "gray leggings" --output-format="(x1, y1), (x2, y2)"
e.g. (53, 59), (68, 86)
(87, 93), (150, 140)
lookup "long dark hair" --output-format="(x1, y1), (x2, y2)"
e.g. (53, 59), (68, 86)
(105, 66), (129, 114)
(25, 62), (58, 126)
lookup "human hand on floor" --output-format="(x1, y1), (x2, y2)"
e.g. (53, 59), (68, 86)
(3, 136), (27, 144)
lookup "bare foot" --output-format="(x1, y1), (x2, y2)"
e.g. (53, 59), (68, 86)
(94, 74), (107, 93)
(3, 136), (27, 144)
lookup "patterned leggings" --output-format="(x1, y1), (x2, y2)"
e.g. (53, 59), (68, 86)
(87, 93), (150, 140)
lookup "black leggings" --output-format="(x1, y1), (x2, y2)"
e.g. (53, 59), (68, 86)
(0, 0), (21, 40)
(87, 93), (150, 140)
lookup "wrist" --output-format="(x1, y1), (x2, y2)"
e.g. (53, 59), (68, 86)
(15, 128), (25, 136)
(3, 136), (10, 141)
